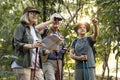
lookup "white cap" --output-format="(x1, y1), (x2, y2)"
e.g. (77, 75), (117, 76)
(50, 13), (62, 20)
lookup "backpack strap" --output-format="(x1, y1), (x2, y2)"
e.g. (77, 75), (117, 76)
(71, 38), (78, 49)
(87, 37), (96, 58)
(41, 27), (49, 39)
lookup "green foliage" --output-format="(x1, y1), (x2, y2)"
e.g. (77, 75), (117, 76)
(0, 0), (65, 79)
(0, 0), (120, 79)
(0, 70), (15, 80)
(96, 0), (120, 60)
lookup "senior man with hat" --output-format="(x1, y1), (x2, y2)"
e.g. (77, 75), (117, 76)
(35, 13), (66, 80)
(11, 6), (45, 80)
(70, 19), (98, 80)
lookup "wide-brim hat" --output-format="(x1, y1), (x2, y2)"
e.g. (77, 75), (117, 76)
(23, 6), (40, 14)
(74, 22), (90, 33)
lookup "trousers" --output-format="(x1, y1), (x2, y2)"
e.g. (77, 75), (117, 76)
(13, 68), (44, 80)
(42, 59), (62, 80)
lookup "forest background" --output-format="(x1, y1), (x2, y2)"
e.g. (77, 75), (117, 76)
(0, 0), (120, 80)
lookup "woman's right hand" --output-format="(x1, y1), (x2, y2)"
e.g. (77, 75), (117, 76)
(32, 40), (42, 48)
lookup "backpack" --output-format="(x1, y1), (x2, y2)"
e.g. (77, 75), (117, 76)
(12, 25), (26, 50)
(73, 38), (96, 58)
(41, 27), (49, 39)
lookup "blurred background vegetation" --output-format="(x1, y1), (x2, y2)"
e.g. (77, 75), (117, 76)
(0, 0), (120, 80)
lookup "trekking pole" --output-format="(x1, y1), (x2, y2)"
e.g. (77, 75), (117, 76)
(61, 48), (67, 80)
(82, 53), (87, 80)
(83, 60), (86, 80)
(83, 60), (91, 80)
(33, 48), (38, 80)
(55, 51), (61, 80)
(85, 61), (91, 80)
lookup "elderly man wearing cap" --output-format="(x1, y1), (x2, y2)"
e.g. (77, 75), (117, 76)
(35, 13), (66, 80)
(11, 6), (45, 80)
(70, 19), (98, 80)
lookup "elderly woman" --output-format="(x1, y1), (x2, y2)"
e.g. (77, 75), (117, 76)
(11, 6), (44, 80)
(70, 19), (98, 80)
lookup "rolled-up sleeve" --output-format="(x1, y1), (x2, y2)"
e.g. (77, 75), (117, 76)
(14, 24), (26, 50)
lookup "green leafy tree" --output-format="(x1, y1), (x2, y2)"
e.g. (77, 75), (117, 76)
(96, 0), (120, 79)
(1, 0), (120, 80)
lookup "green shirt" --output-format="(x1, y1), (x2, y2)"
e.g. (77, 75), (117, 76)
(13, 23), (42, 68)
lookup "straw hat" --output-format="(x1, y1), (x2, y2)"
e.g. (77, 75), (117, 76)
(74, 22), (90, 33)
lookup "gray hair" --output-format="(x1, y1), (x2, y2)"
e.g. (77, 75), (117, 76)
(20, 12), (29, 24)
(20, 12), (37, 26)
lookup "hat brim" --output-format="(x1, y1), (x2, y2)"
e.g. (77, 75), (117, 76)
(28, 10), (40, 14)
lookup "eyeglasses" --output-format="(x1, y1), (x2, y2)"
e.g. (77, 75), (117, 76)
(29, 12), (38, 16)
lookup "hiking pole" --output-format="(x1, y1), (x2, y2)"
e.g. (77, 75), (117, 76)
(83, 60), (91, 80)
(85, 61), (91, 80)
(82, 53), (87, 80)
(33, 48), (38, 80)
(61, 48), (67, 80)
(83, 60), (86, 80)
(55, 51), (61, 80)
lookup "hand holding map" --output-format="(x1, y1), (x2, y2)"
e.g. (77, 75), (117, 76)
(41, 34), (62, 52)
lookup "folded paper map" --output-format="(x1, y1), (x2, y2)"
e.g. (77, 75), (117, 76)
(42, 34), (62, 52)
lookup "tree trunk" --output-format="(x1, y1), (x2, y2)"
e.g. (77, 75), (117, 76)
(106, 63), (110, 80)
(42, 0), (46, 22)
(101, 53), (109, 80)
(115, 58), (118, 80)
